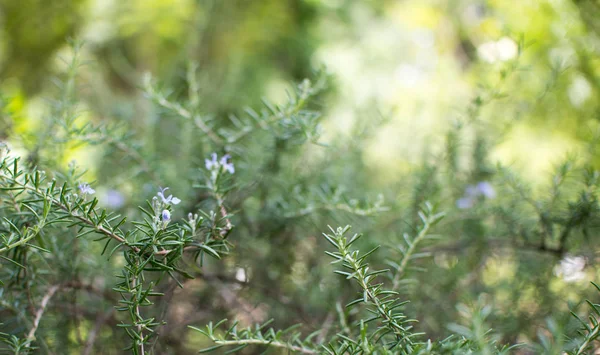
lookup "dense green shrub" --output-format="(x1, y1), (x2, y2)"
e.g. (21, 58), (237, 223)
(0, 44), (599, 354)
(2, 1), (600, 354)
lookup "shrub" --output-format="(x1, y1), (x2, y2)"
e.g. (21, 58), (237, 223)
(2, 41), (600, 355)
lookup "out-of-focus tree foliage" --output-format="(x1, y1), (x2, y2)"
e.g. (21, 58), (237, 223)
(1, 0), (600, 354)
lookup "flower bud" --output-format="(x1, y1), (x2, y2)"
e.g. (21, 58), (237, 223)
(161, 209), (171, 222)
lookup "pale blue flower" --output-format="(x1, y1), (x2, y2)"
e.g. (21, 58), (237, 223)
(220, 154), (235, 174)
(456, 197), (474, 209)
(205, 152), (234, 174)
(456, 181), (496, 209)
(205, 153), (218, 170)
(79, 183), (96, 195)
(465, 185), (479, 198)
(476, 181), (496, 199)
(105, 189), (125, 208)
(157, 187), (181, 205)
(162, 209), (171, 222)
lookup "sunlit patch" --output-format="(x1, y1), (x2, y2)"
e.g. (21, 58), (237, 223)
(568, 76), (592, 108)
(477, 37), (518, 63)
(491, 124), (581, 184)
(554, 255), (586, 283)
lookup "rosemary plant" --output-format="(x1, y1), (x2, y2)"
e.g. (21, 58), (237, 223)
(2, 35), (600, 355)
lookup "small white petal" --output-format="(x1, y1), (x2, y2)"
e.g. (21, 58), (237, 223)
(235, 268), (247, 282)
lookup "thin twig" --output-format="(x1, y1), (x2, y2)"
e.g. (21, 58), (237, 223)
(131, 276), (145, 355)
(82, 309), (115, 355)
(316, 311), (334, 344)
(0, 172), (195, 257)
(219, 204), (232, 236)
(27, 285), (60, 342)
(391, 220), (433, 291)
(152, 94), (223, 145)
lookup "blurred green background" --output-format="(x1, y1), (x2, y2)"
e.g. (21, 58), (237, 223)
(1, 0), (600, 353)
(2, 0), (599, 181)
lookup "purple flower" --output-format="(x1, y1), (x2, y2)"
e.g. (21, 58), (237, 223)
(465, 185), (479, 198)
(205, 153), (218, 170)
(78, 183), (96, 195)
(456, 197), (474, 209)
(456, 181), (496, 209)
(476, 181), (496, 199)
(105, 189), (125, 208)
(157, 187), (181, 205)
(161, 209), (171, 222)
(205, 152), (235, 174)
(220, 154), (235, 174)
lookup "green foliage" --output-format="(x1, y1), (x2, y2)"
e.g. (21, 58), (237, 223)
(1, 1), (600, 354)
(569, 282), (600, 355)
